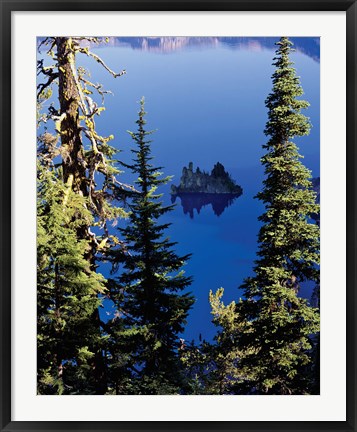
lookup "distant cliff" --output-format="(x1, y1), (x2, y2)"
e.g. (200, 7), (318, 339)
(71, 37), (320, 62)
(171, 162), (243, 195)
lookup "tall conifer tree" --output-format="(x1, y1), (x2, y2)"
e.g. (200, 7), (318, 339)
(108, 98), (194, 394)
(37, 37), (129, 394)
(240, 36), (320, 394)
(210, 37), (320, 395)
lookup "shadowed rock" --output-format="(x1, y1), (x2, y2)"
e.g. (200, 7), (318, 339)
(171, 162), (243, 195)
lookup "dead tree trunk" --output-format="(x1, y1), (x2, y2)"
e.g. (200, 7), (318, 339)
(56, 37), (107, 395)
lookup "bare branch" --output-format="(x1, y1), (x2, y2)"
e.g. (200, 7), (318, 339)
(79, 76), (113, 105)
(37, 37), (51, 53)
(73, 36), (102, 44)
(37, 74), (58, 98)
(37, 37), (57, 57)
(37, 60), (59, 98)
(78, 48), (126, 78)
(110, 176), (139, 193)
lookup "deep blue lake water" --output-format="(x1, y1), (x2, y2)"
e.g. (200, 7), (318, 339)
(47, 37), (321, 342)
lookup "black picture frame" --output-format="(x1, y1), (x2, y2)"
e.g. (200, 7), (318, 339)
(1, 1), (356, 431)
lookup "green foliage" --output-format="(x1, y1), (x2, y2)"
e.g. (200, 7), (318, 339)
(107, 98), (194, 394)
(208, 37), (320, 395)
(37, 37), (130, 395)
(37, 36), (320, 396)
(182, 288), (250, 395)
(239, 37), (320, 394)
(178, 339), (215, 395)
(37, 163), (107, 394)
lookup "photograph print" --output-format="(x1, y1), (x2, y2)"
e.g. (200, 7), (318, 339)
(36, 36), (320, 395)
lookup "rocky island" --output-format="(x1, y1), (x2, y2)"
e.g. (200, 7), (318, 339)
(171, 162), (243, 195)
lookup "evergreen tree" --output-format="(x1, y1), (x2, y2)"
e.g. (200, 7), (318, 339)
(37, 163), (106, 394)
(181, 289), (245, 395)
(239, 36), (320, 394)
(179, 338), (216, 395)
(37, 37), (129, 394)
(210, 37), (320, 395)
(108, 98), (194, 394)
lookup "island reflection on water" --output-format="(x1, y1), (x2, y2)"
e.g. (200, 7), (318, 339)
(171, 193), (242, 218)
